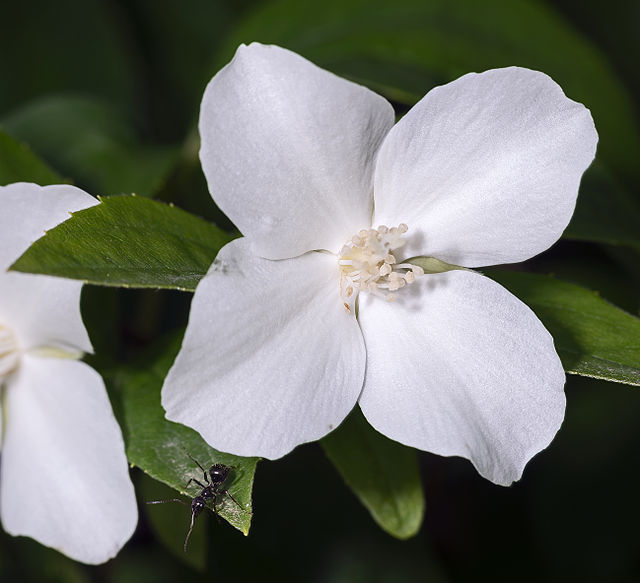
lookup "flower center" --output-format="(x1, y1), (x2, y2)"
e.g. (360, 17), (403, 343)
(338, 224), (424, 311)
(0, 323), (20, 380)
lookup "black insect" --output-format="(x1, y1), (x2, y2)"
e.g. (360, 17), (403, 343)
(147, 453), (249, 551)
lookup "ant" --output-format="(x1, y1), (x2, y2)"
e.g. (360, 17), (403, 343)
(147, 452), (250, 551)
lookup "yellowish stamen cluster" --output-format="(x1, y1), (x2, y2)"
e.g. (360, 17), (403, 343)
(338, 224), (424, 311)
(0, 324), (19, 380)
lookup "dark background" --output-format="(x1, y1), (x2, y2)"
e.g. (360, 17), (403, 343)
(0, 1), (639, 581)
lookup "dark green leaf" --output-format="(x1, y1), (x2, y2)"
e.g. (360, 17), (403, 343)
(321, 408), (424, 539)
(11, 195), (235, 291)
(2, 96), (178, 197)
(0, 130), (62, 185)
(488, 271), (640, 386)
(118, 331), (258, 535)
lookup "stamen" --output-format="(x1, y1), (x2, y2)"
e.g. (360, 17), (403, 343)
(338, 224), (423, 305)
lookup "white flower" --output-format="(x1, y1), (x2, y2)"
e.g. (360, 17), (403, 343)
(0, 183), (137, 563)
(162, 43), (598, 486)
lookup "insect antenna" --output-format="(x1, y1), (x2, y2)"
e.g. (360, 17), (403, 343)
(184, 510), (197, 552)
(146, 498), (188, 506)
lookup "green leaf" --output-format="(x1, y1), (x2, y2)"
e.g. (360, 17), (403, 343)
(488, 271), (640, 387)
(321, 408), (424, 539)
(11, 195), (235, 291)
(221, 0), (640, 248)
(117, 331), (258, 535)
(1, 96), (178, 197)
(0, 130), (62, 186)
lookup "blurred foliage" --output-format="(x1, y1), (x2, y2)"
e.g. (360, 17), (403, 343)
(2, 96), (178, 196)
(1, 0), (639, 581)
(0, 1), (137, 117)
(0, 130), (62, 185)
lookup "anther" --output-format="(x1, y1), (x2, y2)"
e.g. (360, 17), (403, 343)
(337, 223), (423, 305)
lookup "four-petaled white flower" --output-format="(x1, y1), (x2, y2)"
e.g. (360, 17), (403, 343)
(162, 43), (598, 485)
(0, 183), (137, 564)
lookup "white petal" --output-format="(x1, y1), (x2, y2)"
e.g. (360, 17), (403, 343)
(357, 270), (566, 486)
(162, 238), (365, 459)
(0, 274), (91, 353)
(199, 43), (394, 259)
(373, 67), (598, 266)
(0, 183), (98, 352)
(0, 355), (137, 564)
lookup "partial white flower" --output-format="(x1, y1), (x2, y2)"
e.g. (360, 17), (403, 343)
(162, 43), (598, 486)
(0, 183), (137, 564)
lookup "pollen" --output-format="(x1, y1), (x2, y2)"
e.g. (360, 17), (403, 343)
(338, 224), (424, 306)
(0, 323), (20, 380)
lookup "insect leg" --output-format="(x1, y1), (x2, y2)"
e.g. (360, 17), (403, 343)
(184, 477), (207, 490)
(221, 490), (252, 514)
(185, 452), (209, 484)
